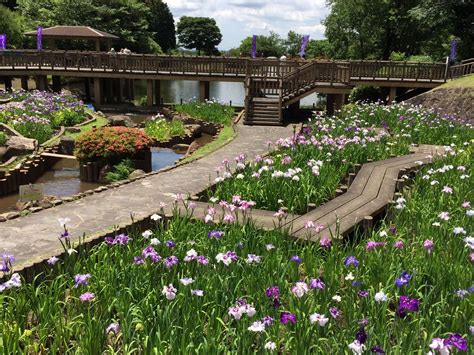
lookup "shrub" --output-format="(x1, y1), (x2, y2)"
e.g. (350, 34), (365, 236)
(389, 51), (407, 61)
(349, 85), (382, 103)
(74, 127), (153, 162)
(0, 132), (7, 146)
(105, 159), (134, 182)
(51, 109), (85, 129)
(12, 121), (54, 144)
(144, 118), (185, 141)
(175, 99), (234, 125)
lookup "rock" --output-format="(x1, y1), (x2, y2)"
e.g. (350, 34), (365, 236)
(159, 107), (173, 120)
(0, 146), (8, 162)
(16, 201), (32, 211)
(0, 215), (6, 222)
(98, 164), (112, 184)
(129, 169), (146, 179)
(108, 115), (137, 128)
(29, 206), (43, 213)
(172, 143), (190, 153)
(6, 212), (20, 220)
(65, 127), (81, 133)
(6, 136), (37, 158)
(185, 124), (202, 136)
(59, 136), (76, 155)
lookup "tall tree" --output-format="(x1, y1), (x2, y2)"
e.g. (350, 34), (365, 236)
(0, 5), (25, 48)
(176, 17), (222, 55)
(143, 0), (176, 52)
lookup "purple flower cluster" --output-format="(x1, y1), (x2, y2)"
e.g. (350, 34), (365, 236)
(105, 234), (131, 246)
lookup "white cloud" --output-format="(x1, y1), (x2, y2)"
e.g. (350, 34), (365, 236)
(165, 0), (329, 49)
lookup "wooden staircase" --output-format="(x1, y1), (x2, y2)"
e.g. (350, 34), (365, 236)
(244, 60), (351, 125)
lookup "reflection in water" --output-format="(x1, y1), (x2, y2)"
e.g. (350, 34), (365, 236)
(134, 80), (321, 107)
(151, 148), (183, 171)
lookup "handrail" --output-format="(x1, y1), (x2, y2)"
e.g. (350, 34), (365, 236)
(449, 61), (474, 79)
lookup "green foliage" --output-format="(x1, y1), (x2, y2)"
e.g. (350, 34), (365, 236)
(238, 32), (285, 57)
(389, 51), (407, 61)
(349, 86), (382, 103)
(177, 17), (222, 55)
(0, 5), (25, 48)
(74, 126), (152, 162)
(144, 0), (176, 52)
(12, 121), (54, 144)
(105, 158), (134, 182)
(17, 0), (160, 53)
(306, 39), (331, 59)
(144, 118), (186, 141)
(175, 100), (234, 125)
(0, 132), (7, 146)
(324, 0), (473, 60)
(51, 109), (84, 129)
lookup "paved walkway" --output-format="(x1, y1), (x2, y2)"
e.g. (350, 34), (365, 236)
(0, 125), (294, 270)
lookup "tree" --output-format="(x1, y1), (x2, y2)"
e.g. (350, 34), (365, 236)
(17, 0), (158, 53)
(176, 17), (222, 55)
(143, 0), (176, 52)
(306, 39), (331, 59)
(238, 32), (285, 57)
(284, 31), (303, 57)
(0, 5), (25, 48)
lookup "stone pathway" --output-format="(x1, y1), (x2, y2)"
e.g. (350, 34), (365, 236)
(0, 124), (294, 271)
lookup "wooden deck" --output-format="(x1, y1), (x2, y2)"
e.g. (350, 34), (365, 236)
(176, 144), (444, 242)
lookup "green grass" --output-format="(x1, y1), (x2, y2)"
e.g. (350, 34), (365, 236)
(144, 119), (186, 141)
(436, 74), (474, 89)
(175, 100), (235, 125)
(182, 125), (236, 162)
(64, 115), (109, 139)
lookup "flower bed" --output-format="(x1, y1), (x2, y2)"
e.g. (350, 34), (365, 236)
(0, 143), (472, 352)
(175, 99), (235, 126)
(0, 90), (87, 144)
(208, 103), (473, 214)
(144, 115), (186, 141)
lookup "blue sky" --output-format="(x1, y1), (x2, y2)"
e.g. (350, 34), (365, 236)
(166, 0), (329, 50)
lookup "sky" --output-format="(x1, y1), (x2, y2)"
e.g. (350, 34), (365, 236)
(166, 0), (330, 50)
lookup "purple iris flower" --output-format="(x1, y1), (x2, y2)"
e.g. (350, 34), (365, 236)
(445, 333), (467, 351)
(352, 281), (362, 287)
(280, 312), (296, 325)
(165, 240), (176, 248)
(164, 255), (179, 268)
(397, 295), (420, 318)
(371, 345), (385, 354)
(329, 307), (341, 319)
(266, 286), (280, 298)
(208, 230), (224, 238)
(358, 290), (369, 298)
(0, 253), (15, 273)
(309, 278), (325, 289)
(73, 274), (91, 288)
(355, 327), (367, 344)
(262, 316), (274, 326)
(290, 255), (302, 264)
(344, 256), (359, 267)
(395, 271), (412, 288)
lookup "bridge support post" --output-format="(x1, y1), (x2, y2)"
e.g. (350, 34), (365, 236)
(146, 79), (154, 106)
(389, 87), (397, 103)
(288, 100), (300, 118)
(199, 81), (210, 102)
(334, 94), (344, 112)
(326, 94), (335, 115)
(94, 78), (102, 105)
(52, 76), (61, 92)
(21, 76), (29, 91)
(154, 80), (161, 105)
(112, 79), (121, 103)
(3, 77), (13, 91)
(84, 78), (91, 101)
(35, 75), (47, 91)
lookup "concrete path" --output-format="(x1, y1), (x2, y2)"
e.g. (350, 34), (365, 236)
(0, 125), (294, 270)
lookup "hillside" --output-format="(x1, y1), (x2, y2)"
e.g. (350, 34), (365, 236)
(406, 75), (474, 120)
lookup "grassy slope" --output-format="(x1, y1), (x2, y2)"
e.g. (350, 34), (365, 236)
(434, 74), (474, 89)
(182, 125), (236, 163)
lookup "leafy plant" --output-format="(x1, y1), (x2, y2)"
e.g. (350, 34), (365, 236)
(349, 85), (382, 103)
(175, 99), (234, 125)
(74, 127), (152, 162)
(51, 108), (85, 129)
(105, 159), (135, 182)
(12, 121), (54, 144)
(144, 118), (185, 141)
(0, 132), (7, 146)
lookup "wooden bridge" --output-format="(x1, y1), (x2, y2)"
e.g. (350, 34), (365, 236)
(1, 50), (471, 125)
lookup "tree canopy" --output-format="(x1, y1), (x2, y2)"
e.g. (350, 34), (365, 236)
(143, 0), (176, 53)
(0, 5), (25, 49)
(324, 0), (473, 61)
(15, 0), (175, 53)
(176, 17), (222, 55)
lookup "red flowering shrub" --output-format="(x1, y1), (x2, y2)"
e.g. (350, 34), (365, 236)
(74, 127), (152, 162)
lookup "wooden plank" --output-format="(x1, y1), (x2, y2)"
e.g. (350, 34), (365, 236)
(41, 152), (77, 160)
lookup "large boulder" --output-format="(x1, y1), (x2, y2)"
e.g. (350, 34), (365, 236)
(129, 169), (146, 179)
(59, 136), (76, 155)
(5, 136), (37, 158)
(108, 115), (137, 128)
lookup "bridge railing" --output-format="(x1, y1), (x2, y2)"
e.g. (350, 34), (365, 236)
(349, 60), (446, 82)
(449, 59), (474, 79)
